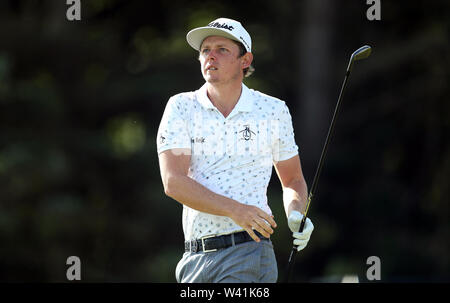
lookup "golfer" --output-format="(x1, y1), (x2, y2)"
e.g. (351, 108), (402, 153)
(157, 18), (314, 283)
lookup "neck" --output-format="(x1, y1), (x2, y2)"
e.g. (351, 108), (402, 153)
(206, 81), (243, 118)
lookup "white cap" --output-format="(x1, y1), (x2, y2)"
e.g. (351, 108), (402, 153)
(186, 18), (252, 53)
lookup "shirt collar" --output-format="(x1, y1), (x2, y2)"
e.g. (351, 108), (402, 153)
(196, 83), (254, 113)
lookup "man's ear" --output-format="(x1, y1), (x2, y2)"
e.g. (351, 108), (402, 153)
(241, 52), (253, 69)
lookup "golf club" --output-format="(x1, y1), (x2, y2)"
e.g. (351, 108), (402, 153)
(284, 45), (372, 283)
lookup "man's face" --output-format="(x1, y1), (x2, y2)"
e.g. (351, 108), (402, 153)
(199, 36), (251, 84)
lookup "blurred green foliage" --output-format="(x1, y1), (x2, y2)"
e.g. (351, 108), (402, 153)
(0, 0), (448, 282)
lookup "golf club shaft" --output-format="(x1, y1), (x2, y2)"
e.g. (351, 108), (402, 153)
(307, 68), (351, 207)
(284, 66), (352, 283)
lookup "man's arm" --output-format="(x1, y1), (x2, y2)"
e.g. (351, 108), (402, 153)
(274, 154), (314, 251)
(273, 155), (308, 218)
(158, 148), (277, 241)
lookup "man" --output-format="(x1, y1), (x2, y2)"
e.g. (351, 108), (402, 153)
(157, 18), (314, 283)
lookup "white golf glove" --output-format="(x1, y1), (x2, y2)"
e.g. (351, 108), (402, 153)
(288, 210), (314, 251)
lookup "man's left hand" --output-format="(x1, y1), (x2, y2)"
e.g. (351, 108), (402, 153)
(288, 210), (314, 251)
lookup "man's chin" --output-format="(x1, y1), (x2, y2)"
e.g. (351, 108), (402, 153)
(204, 76), (220, 83)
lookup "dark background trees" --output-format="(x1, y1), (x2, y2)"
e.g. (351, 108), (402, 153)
(0, 0), (448, 282)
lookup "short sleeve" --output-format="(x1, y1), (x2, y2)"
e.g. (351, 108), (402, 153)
(156, 96), (191, 154)
(272, 103), (299, 162)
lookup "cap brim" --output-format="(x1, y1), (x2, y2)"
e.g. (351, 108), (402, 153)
(186, 27), (241, 51)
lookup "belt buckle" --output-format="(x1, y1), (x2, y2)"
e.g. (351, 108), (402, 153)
(201, 235), (217, 253)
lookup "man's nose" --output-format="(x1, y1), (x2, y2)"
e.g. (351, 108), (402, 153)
(206, 50), (217, 60)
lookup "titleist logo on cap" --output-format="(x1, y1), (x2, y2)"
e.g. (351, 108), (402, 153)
(240, 36), (250, 50)
(207, 21), (234, 31)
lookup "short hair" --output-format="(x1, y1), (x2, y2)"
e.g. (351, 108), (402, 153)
(232, 40), (255, 77)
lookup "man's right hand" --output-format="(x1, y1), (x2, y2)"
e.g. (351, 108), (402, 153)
(230, 204), (277, 242)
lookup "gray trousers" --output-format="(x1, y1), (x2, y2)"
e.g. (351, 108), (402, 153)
(176, 239), (278, 283)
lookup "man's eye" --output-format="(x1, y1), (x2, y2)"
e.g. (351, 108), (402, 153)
(220, 48), (228, 52)
(201, 49), (210, 54)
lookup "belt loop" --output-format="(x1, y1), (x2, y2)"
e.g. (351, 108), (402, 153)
(231, 233), (235, 246)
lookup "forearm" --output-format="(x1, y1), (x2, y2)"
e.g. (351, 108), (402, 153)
(283, 178), (308, 218)
(159, 149), (276, 241)
(165, 174), (240, 217)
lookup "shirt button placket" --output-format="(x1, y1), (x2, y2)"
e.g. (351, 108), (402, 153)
(224, 119), (233, 156)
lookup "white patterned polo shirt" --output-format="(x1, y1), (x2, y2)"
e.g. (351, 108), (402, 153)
(157, 83), (298, 241)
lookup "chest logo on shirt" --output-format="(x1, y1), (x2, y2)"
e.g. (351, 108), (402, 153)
(239, 125), (256, 141)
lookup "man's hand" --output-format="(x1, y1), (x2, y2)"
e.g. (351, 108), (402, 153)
(230, 204), (277, 242)
(288, 210), (314, 251)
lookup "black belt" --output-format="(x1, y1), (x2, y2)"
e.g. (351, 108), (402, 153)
(185, 230), (268, 253)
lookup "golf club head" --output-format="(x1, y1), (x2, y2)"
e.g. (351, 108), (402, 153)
(351, 45), (372, 61)
(346, 45), (372, 72)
